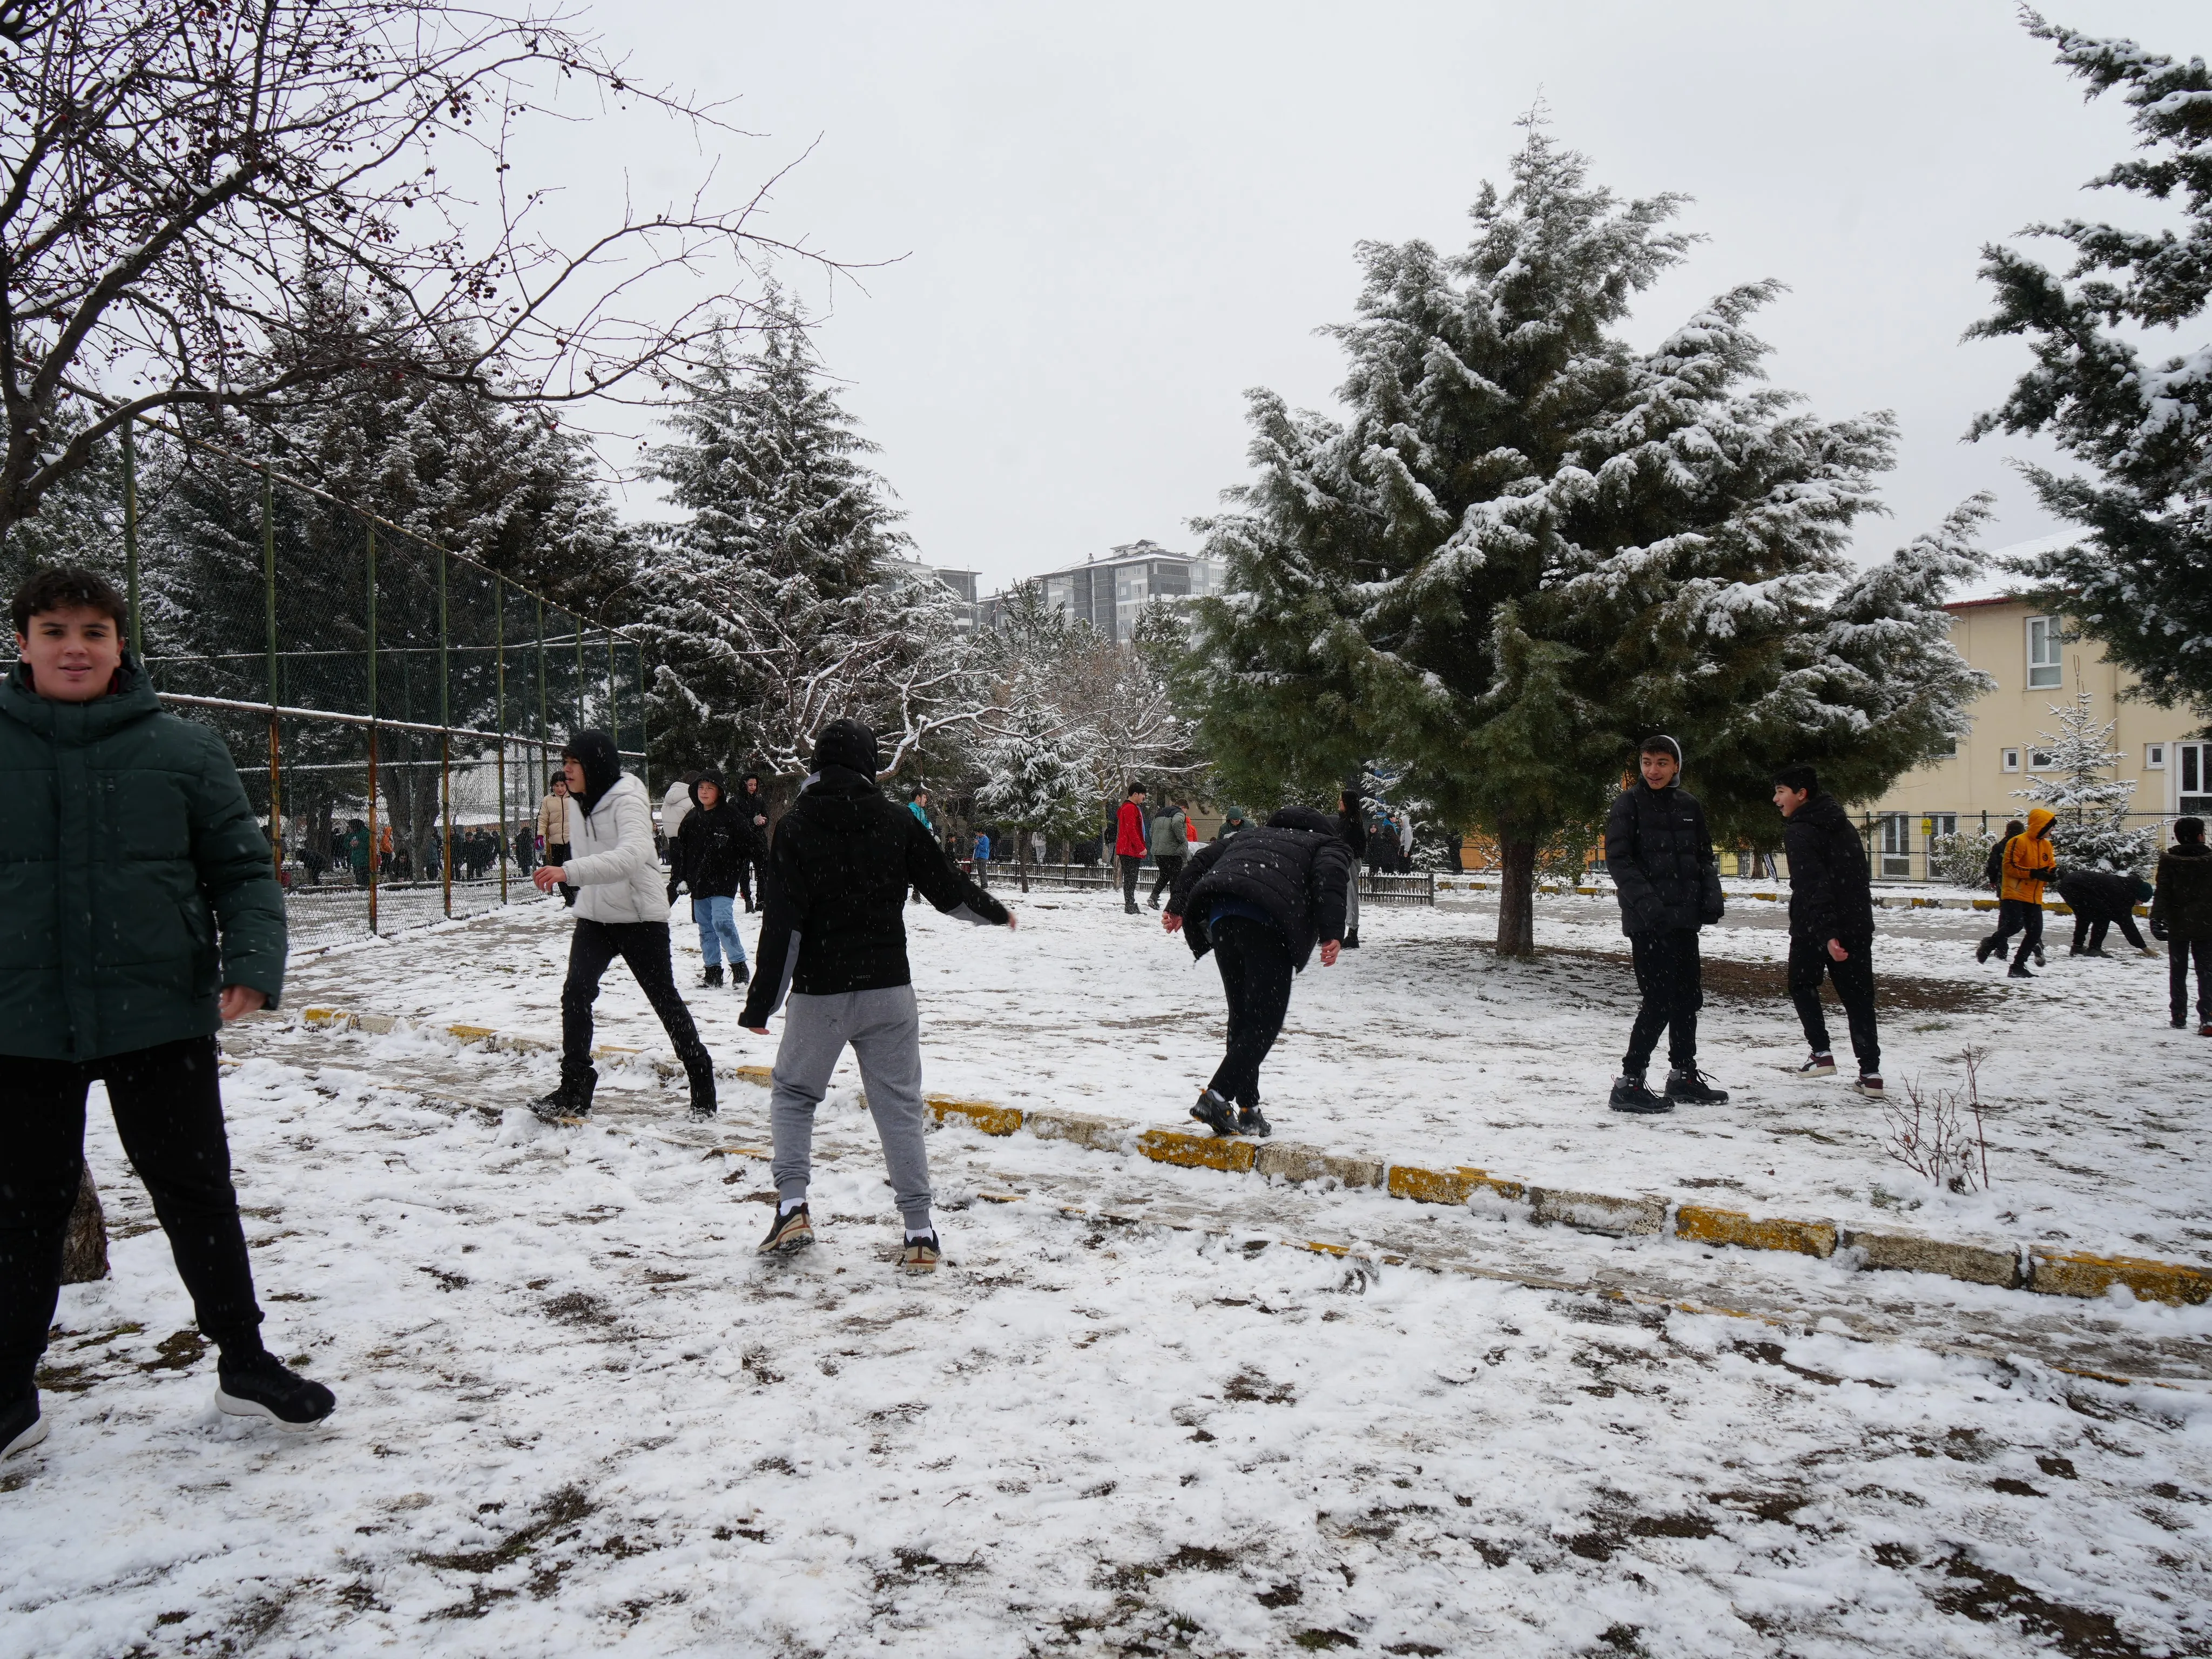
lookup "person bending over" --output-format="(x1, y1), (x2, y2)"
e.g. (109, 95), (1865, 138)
(1773, 766), (1882, 1096)
(2058, 866), (2154, 958)
(1163, 806), (1353, 1139)
(743, 720), (1014, 1273)
(530, 732), (717, 1123)
(1605, 736), (1728, 1114)
(1, 567), (331, 1460)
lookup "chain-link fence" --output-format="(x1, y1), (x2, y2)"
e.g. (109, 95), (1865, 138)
(3, 417), (649, 951)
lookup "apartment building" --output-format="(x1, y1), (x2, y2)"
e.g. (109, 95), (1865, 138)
(982, 540), (1216, 643)
(1856, 589), (2206, 880)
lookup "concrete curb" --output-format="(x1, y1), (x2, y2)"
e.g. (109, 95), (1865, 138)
(290, 1007), (2212, 1309)
(1434, 880), (2140, 918)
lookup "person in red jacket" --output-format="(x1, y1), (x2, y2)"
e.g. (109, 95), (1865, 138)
(1115, 783), (1150, 914)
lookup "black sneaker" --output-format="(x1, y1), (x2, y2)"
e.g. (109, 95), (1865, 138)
(758, 1203), (814, 1254)
(1237, 1105), (1272, 1139)
(1608, 1075), (1670, 1114)
(1975, 937), (1997, 965)
(2008, 965), (2035, 979)
(1, 1393), (45, 1459)
(215, 1353), (336, 1431)
(530, 1065), (596, 1124)
(2033, 948), (2047, 967)
(686, 1103), (718, 1124)
(1189, 1089), (1240, 1137)
(1342, 929), (1361, 949)
(1665, 1068), (1729, 1105)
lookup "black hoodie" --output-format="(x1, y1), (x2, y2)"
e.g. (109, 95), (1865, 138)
(672, 770), (751, 899)
(1780, 789), (1874, 948)
(561, 730), (622, 818)
(739, 765), (1009, 1022)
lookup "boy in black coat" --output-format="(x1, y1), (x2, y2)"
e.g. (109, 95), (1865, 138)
(1163, 806), (1354, 1138)
(1772, 765), (1881, 1095)
(669, 770), (753, 988)
(2057, 868), (2154, 957)
(1603, 736), (1727, 1113)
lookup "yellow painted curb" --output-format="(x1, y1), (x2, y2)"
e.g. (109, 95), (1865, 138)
(2028, 1248), (2212, 1307)
(446, 1023), (498, 1043)
(930, 1098), (1026, 1137)
(1387, 1164), (1494, 1205)
(1677, 1205), (1837, 1259)
(1137, 1129), (1259, 1173)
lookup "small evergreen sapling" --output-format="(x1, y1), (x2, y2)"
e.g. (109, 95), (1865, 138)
(2013, 683), (2157, 874)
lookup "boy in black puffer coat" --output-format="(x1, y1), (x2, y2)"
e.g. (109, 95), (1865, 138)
(670, 770), (752, 987)
(1163, 806), (1355, 1138)
(2057, 867), (2154, 957)
(1604, 736), (1727, 1114)
(1773, 765), (1881, 1095)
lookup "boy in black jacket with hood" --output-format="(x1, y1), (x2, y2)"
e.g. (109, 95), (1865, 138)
(669, 769), (751, 988)
(1163, 806), (1354, 1138)
(1604, 736), (1728, 1114)
(741, 719), (1014, 1273)
(1773, 765), (1881, 1095)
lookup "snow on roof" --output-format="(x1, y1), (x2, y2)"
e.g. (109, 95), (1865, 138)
(1942, 531), (2085, 608)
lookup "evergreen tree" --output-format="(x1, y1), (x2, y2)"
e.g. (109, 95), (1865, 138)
(1183, 124), (1983, 953)
(2014, 685), (2158, 874)
(975, 671), (1093, 891)
(1970, 15), (2212, 720)
(642, 321), (986, 786)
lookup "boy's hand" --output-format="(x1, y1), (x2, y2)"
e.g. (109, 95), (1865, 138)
(1827, 939), (1849, 961)
(745, 1026), (770, 1036)
(219, 986), (267, 1021)
(533, 865), (565, 892)
(1005, 912), (1017, 931)
(1162, 913), (1182, 933)
(1319, 940), (1341, 967)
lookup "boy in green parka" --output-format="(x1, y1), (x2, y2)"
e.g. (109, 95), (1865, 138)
(0, 568), (332, 1460)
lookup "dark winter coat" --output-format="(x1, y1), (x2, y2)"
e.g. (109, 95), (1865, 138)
(1166, 806), (1355, 971)
(2056, 868), (2151, 925)
(0, 657), (287, 1061)
(1604, 780), (1724, 938)
(739, 766), (1009, 1022)
(672, 773), (754, 900)
(1337, 806), (1368, 860)
(1781, 791), (1873, 948)
(2151, 844), (2212, 941)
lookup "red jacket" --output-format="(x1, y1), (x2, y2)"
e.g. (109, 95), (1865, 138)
(1116, 800), (1149, 858)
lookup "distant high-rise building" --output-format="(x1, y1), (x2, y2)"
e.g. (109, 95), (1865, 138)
(983, 540), (1215, 643)
(881, 558), (982, 632)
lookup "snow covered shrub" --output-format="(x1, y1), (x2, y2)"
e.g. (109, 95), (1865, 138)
(1927, 830), (1999, 890)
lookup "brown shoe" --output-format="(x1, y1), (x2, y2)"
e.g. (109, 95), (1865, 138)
(898, 1232), (942, 1274)
(757, 1203), (814, 1254)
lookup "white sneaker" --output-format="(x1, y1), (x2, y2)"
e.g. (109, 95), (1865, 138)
(1793, 1053), (1837, 1078)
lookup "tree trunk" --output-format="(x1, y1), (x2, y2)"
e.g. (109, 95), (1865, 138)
(1016, 832), (1030, 894)
(62, 1164), (109, 1284)
(1495, 837), (1538, 957)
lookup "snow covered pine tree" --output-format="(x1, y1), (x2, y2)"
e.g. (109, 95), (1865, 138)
(976, 671), (1093, 893)
(642, 319), (986, 788)
(1185, 121), (1990, 953)
(2014, 683), (2158, 875)
(1970, 15), (2212, 719)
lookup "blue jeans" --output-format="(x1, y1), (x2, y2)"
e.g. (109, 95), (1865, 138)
(693, 895), (746, 968)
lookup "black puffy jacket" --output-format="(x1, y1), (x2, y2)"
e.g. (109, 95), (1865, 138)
(1781, 791), (1873, 948)
(1168, 806), (1355, 970)
(672, 773), (752, 900)
(2057, 868), (2150, 924)
(739, 766), (1008, 1022)
(1605, 780), (1723, 938)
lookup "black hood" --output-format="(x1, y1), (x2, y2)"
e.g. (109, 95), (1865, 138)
(1793, 790), (1851, 832)
(689, 768), (727, 812)
(814, 718), (880, 778)
(1266, 805), (1340, 838)
(562, 729), (622, 816)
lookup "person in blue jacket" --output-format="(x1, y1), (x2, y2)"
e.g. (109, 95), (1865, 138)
(972, 827), (992, 889)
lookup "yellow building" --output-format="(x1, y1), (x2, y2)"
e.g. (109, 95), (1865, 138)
(1856, 590), (2207, 881)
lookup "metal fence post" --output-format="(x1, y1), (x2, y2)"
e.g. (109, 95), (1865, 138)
(574, 614), (585, 731)
(496, 576), (509, 905)
(123, 415), (141, 665)
(262, 469), (281, 884)
(637, 643), (649, 799)
(366, 522), (379, 935)
(439, 546), (451, 919)
(604, 627), (616, 769)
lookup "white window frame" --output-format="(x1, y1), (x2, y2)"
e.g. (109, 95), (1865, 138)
(2026, 615), (2063, 690)
(2028, 747), (2055, 771)
(2181, 741), (2212, 807)
(2146, 743), (2167, 770)
(2001, 747), (2021, 773)
(1877, 813), (1913, 878)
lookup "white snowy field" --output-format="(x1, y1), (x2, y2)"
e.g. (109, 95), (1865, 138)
(282, 889), (2208, 1265)
(8, 1037), (2212, 1658)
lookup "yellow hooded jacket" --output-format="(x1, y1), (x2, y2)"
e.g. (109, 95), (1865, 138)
(2001, 806), (2058, 903)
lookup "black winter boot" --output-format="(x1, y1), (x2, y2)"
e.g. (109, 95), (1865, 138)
(686, 1069), (717, 1123)
(1665, 1068), (1729, 1105)
(700, 963), (724, 989)
(732, 961), (750, 987)
(1189, 1089), (1241, 1137)
(1608, 1073), (1670, 1114)
(1343, 929), (1361, 949)
(1, 1392), (45, 1459)
(215, 1351), (336, 1430)
(1236, 1104), (1272, 1139)
(530, 1063), (596, 1124)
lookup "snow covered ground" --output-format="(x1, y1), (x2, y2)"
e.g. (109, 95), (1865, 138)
(277, 887), (2208, 1265)
(9, 1026), (2211, 1657)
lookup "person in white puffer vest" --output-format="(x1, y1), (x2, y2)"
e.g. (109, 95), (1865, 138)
(530, 730), (717, 1123)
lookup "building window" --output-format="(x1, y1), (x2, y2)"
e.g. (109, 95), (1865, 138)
(1922, 813), (1957, 881)
(2026, 615), (2062, 690)
(2001, 747), (2021, 772)
(2028, 747), (2055, 771)
(1878, 814), (1912, 879)
(2182, 743), (2212, 814)
(2146, 743), (2166, 770)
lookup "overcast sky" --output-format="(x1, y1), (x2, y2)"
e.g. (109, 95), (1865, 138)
(545, 1), (2204, 591)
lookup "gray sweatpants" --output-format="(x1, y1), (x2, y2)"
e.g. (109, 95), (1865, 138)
(769, 984), (932, 1230)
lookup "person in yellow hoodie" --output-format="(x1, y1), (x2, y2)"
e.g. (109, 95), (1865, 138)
(1977, 805), (2058, 978)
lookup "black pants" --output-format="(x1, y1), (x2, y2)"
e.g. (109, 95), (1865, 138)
(561, 920), (714, 1093)
(1986, 898), (2043, 966)
(548, 840), (575, 906)
(2071, 912), (2146, 953)
(2173, 937), (2212, 1024)
(1207, 916), (1294, 1108)
(1625, 928), (1702, 1076)
(1119, 854), (1145, 911)
(0, 1036), (261, 1399)
(1788, 935), (1880, 1075)
(1149, 854), (1184, 906)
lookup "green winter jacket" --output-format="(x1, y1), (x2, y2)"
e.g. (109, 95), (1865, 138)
(0, 658), (286, 1061)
